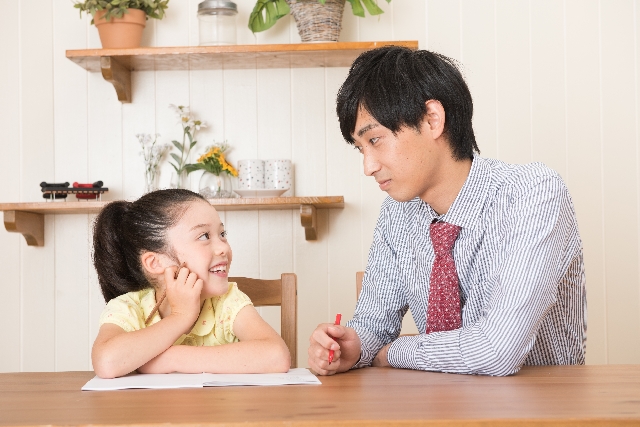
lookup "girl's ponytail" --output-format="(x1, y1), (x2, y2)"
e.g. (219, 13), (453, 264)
(93, 201), (148, 301)
(92, 189), (206, 302)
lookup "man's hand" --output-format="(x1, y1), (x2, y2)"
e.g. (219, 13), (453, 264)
(372, 343), (391, 367)
(308, 324), (361, 376)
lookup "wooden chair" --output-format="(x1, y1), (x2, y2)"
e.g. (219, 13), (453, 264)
(229, 274), (298, 368)
(356, 271), (365, 298)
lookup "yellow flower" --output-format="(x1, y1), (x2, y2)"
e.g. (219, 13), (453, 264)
(197, 147), (217, 163)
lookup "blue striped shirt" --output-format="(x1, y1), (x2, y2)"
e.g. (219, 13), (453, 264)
(346, 156), (586, 376)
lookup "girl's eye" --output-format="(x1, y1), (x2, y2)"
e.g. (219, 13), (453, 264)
(198, 232), (210, 241)
(220, 230), (228, 238)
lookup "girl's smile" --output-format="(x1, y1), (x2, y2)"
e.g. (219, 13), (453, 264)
(164, 200), (233, 301)
(209, 262), (228, 278)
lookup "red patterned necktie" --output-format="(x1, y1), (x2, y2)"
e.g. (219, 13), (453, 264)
(425, 221), (462, 334)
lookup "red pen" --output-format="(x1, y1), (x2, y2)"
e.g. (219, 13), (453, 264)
(328, 313), (342, 364)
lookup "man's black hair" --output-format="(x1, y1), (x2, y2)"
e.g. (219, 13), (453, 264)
(336, 46), (479, 161)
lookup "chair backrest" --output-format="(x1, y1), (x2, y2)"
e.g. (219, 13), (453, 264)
(356, 271), (364, 299)
(229, 274), (298, 368)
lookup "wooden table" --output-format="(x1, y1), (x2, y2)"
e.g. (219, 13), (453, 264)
(2, 365), (640, 426)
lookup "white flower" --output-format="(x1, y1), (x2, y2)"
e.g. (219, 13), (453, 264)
(168, 104), (183, 117)
(193, 120), (207, 131)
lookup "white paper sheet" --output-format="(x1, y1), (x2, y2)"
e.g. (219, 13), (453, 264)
(81, 368), (321, 391)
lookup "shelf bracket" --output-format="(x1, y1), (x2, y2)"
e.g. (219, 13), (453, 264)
(3, 211), (44, 247)
(300, 205), (317, 240)
(100, 56), (131, 103)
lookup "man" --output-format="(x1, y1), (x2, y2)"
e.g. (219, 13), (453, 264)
(308, 46), (586, 376)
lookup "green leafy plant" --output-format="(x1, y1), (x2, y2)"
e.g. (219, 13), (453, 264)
(74, 0), (170, 24)
(249, 0), (391, 33)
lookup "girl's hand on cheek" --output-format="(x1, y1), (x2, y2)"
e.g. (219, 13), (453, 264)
(164, 265), (203, 330)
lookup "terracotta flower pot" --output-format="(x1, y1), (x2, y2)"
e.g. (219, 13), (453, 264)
(94, 8), (146, 49)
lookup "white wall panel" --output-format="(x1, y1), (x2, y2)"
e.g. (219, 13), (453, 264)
(19, 0), (56, 372)
(256, 64), (293, 331)
(530, 0), (567, 178)
(428, 0), (461, 60)
(292, 68), (327, 197)
(52, 0), (91, 372)
(461, 0), (498, 159)
(358, 0), (393, 42)
(600, 0), (640, 364)
(88, 213), (105, 370)
(0, 0), (22, 373)
(495, 0), (531, 164)
(565, 0), (606, 365)
(340, 4), (359, 42)
(326, 67), (361, 325)
(393, 0), (427, 49)
(294, 209), (329, 368)
(123, 72), (157, 196)
(3, 0), (640, 372)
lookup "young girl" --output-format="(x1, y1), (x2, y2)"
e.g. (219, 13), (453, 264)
(91, 189), (291, 379)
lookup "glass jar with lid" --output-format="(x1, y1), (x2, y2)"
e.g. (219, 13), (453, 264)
(198, 1), (238, 46)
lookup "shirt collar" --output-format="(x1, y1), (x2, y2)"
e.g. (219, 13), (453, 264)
(424, 155), (491, 231)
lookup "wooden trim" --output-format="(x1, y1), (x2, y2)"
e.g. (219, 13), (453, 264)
(3, 211), (44, 247)
(100, 56), (131, 103)
(231, 274), (298, 368)
(281, 273), (297, 368)
(65, 41), (418, 104)
(230, 277), (282, 306)
(66, 41), (420, 72)
(0, 197), (343, 243)
(0, 196), (344, 214)
(356, 271), (364, 298)
(4, 366), (640, 425)
(300, 204), (317, 240)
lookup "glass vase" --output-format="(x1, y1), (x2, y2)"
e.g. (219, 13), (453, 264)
(144, 167), (159, 194)
(170, 170), (189, 190)
(199, 172), (233, 198)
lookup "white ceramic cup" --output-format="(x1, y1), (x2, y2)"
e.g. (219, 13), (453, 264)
(264, 159), (293, 196)
(237, 159), (265, 189)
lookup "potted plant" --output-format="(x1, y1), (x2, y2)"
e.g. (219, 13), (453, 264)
(74, 0), (170, 48)
(248, 0), (391, 42)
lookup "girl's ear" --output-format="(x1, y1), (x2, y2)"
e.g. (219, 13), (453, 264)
(140, 251), (170, 276)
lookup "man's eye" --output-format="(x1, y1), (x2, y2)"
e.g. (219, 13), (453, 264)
(198, 232), (210, 241)
(370, 137), (379, 145)
(353, 145), (362, 152)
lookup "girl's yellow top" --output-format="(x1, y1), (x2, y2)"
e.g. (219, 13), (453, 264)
(99, 282), (252, 346)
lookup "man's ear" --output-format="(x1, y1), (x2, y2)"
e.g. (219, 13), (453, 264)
(140, 251), (171, 276)
(424, 99), (446, 140)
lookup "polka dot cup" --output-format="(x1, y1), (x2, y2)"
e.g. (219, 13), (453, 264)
(265, 159), (293, 197)
(237, 159), (265, 189)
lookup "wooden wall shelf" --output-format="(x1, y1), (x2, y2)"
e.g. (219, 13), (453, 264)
(65, 41), (419, 102)
(1, 196), (344, 246)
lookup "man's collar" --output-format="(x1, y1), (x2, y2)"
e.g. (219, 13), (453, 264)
(424, 155), (490, 231)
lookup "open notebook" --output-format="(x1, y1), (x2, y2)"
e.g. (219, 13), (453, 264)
(82, 368), (321, 391)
